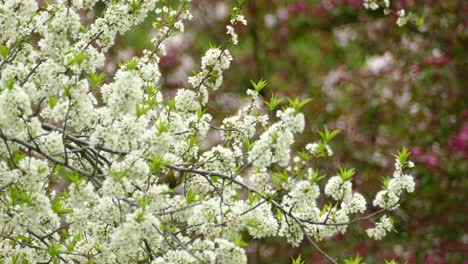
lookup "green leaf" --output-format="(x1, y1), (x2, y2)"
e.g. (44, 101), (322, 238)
(48, 96), (58, 109)
(381, 176), (391, 189)
(343, 254), (364, 264)
(66, 172), (84, 186)
(110, 171), (126, 181)
(310, 169), (326, 183)
(188, 136), (198, 148)
(287, 97), (312, 112)
(150, 156), (167, 173)
(291, 255), (305, 264)
(0, 45), (10, 58)
(245, 139), (254, 151)
(186, 189), (198, 204)
(265, 94), (284, 111)
(277, 208), (283, 222)
(250, 79), (267, 93)
(318, 126), (340, 144)
(67, 233), (81, 252)
(6, 78), (15, 90)
(338, 167), (355, 181)
(63, 87), (71, 97)
(394, 146), (411, 164)
(12, 151), (25, 167)
(66, 52), (87, 66)
(197, 108), (206, 121)
(246, 218), (262, 231)
(135, 211), (145, 222)
(297, 150), (310, 162)
(130, 0), (142, 12)
(88, 71), (107, 88)
(52, 197), (74, 216)
(146, 85), (156, 96)
(9, 186), (33, 205)
(48, 242), (61, 258)
(273, 170), (288, 181)
(137, 198), (151, 208)
(135, 104), (150, 118)
(232, 234), (248, 247)
(156, 121), (170, 134)
(168, 98), (176, 110)
(416, 16), (425, 28)
(79, 25), (88, 33)
(124, 58), (139, 70)
(248, 192), (260, 205)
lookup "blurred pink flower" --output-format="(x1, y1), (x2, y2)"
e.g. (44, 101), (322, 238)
(288, 2), (307, 15)
(448, 124), (468, 156)
(423, 154), (438, 169)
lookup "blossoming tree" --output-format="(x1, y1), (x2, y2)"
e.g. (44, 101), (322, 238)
(0, 0), (415, 263)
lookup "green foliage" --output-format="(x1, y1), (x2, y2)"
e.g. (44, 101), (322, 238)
(265, 94), (284, 111)
(343, 254), (364, 264)
(109, 170), (126, 181)
(395, 146), (411, 165)
(9, 186), (32, 206)
(250, 79), (267, 93)
(11, 151), (25, 167)
(48, 96), (58, 109)
(297, 150), (310, 162)
(291, 255), (305, 264)
(65, 171), (84, 186)
(0, 44), (9, 58)
(232, 234), (248, 247)
(47, 242), (62, 260)
(6, 78), (15, 90)
(67, 233), (81, 252)
(150, 156), (168, 173)
(156, 121), (170, 134)
(63, 86), (71, 97)
(246, 218), (262, 232)
(287, 97), (313, 112)
(88, 71), (107, 88)
(318, 126), (340, 144)
(186, 189), (199, 204)
(66, 52), (87, 66)
(135, 103), (149, 118)
(338, 167), (355, 181)
(52, 197), (73, 216)
(310, 169), (326, 183)
(248, 192), (260, 205)
(124, 58), (139, 70)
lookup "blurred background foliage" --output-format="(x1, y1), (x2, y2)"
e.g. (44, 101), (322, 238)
(104, 0), (467, 263)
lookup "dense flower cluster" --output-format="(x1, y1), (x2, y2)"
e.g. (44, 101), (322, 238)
(0, 1), (415, 263)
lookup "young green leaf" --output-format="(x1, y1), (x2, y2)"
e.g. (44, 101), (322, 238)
(265, 94), (284, 111)
(250, 79), (267, 93)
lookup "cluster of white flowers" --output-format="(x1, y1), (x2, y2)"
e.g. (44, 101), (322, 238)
(324, 176), (352, 201)
(0, 1), (415, 263)
(248, 108), (305, 168)
(367, 156), (415, 239)
(363, 0), (410, 27)
(396, 9), (409, 27)
(363, 0), (381, 10)
(364, 0), (390, 11)
(372, 158), (415, 211)
(188, 48), (233, 92)
(366, 215), (394, 240)
(226, 25), (239, 45)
